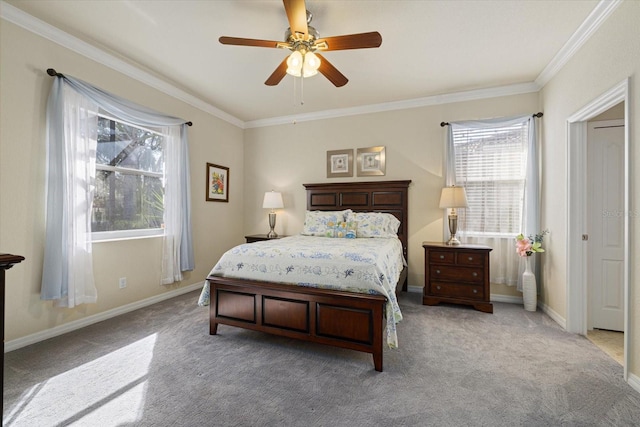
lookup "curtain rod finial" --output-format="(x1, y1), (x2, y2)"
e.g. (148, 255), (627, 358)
(47, 68), (63, 77)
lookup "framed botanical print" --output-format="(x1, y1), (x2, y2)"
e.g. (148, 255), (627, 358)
(356, 146), (386, 176)
(326, 149), (354, 178)
(206, 163), (229, 202)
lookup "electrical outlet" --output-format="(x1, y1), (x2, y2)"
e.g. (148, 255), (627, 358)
(119, 277), (127, 289)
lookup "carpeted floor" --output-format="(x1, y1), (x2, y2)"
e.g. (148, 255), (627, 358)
(3, 291), (640, 426)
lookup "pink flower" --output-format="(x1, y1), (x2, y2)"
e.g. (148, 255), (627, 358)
(515, 235), (533, 257)
(516, 230), (548, 257)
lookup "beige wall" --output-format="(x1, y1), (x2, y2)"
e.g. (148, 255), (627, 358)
(539, 1), (639, 377)
(243, 92), (539, 296)
(0, 21), (245, 342)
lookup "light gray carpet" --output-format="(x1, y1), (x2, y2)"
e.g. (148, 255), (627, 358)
(4, 291), (640, 426)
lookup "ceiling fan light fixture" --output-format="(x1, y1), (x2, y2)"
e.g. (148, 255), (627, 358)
(286, 50), (321, 78)
(219, 1), (380, 87)
(303, 51), (321, 77)
(286, 50), (303, 76)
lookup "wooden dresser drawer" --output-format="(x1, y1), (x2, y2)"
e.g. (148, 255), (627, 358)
(429, 251), (455, 264)
(430, 266), (484, 284)
(456, 251), (484, 266)
(430, 281), (484, 299)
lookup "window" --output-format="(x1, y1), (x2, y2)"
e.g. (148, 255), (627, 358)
(452, 121), (529, 237)
(92, 114), (165, 240)
(43, 74), (194, 305)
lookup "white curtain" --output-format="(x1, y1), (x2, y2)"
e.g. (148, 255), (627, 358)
(161, 125), (194, 284)
(445, 114), (539, 291)
(42, 74), (194, 306)
(42, 79), (99, 306)
(522, 115), (540, 290)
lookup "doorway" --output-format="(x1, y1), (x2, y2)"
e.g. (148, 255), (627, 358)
(566, 79), (629, 380)
(587, 119), (625, 333)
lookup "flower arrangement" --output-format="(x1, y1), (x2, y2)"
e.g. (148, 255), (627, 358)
(516, 229), (549, 257)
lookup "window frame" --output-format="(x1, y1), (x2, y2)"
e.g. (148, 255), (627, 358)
(91, 113), (166, 242)
(451, 122), (529, 239)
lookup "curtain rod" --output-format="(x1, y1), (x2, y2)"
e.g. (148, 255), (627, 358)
(440, 112), (543, 127)
(46, 68), (193, 127)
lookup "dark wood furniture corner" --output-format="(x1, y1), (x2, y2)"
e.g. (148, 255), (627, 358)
(1, 253), (25, 424)
(422, 243), (493, 313)
(245, 234), (289, 243)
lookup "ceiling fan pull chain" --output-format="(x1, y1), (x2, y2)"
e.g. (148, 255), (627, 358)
(292, 75), (298, 106)
(300, 75), (304, 105)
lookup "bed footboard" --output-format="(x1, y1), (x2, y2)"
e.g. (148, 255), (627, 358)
(207, 275), (387, 371)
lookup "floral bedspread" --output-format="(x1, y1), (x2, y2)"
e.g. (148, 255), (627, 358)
(198, 235), (405, 348)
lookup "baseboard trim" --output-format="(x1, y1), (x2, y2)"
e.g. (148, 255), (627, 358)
(628, 372), (640, 394)
(406, 285), (422, 294)
(4, 281), (205, 353)
(490, 294), (523, 304)
(539, 300), (567, 329)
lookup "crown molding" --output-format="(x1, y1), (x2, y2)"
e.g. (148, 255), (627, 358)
(0, 1), (245, 129)
(2, 0), (618, 129)
(535, 0), (622, 88)
(244, 82), (540, 128)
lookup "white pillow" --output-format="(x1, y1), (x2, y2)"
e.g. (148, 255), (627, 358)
(345, 211), (400, 238)
(301, 210), (351, 237)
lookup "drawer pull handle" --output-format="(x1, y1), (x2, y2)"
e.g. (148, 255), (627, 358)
(436, 270), (441, 274)
(436, 286), (441, 290)
(472, 272), (478, 277)
(473, 289), (478, 294)
(439, 255), (445, 259)
(468, 257), (473, 261)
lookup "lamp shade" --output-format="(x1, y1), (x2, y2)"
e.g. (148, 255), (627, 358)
(262, 191), (284, 209)
(439, 186), (468, 209)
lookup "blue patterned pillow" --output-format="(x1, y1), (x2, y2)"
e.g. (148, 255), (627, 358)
(346, 212), (400, 238)
(301, 210), (351, 237)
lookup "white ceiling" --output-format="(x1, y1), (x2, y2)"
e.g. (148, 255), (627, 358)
(4, 0), (604, 125)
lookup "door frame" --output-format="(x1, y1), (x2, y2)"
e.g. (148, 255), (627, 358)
(566, 78), (629, 379)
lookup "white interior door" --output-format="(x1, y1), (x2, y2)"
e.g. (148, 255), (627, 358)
(587, 120), (624, 331)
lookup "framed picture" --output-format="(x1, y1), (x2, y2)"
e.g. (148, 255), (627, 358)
(326, 149), (353, 178)
(356, 146), (386, 176)
(206, 163), (229, 202)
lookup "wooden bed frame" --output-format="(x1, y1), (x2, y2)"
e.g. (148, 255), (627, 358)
(207, 180), (411, 371)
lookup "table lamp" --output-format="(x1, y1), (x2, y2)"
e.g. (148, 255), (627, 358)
(439, 185), (468, 245)
(262, 191), (284, 238)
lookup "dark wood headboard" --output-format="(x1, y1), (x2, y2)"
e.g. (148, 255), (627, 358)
(303, 180), (411, 260)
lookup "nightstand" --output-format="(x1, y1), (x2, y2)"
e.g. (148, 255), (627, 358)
(423, 242), (493, 313)
(245, 234), (288, 243)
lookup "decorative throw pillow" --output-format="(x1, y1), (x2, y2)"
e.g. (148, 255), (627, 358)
(334, 221), (348, 238)
(345, 221), (357, 239)
(301, 210), (351, 237)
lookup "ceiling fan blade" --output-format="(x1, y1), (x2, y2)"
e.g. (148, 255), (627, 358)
(265, 58), (289, 86)
(219, 36), (282, 48)
(283, 0), (308, 39)
(315, 53), (348, 87)
(315, 32), (382, 51)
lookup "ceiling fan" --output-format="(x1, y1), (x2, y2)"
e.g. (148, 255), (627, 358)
(219, 0), (382, 87)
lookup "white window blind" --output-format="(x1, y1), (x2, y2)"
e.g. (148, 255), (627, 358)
(453, 122), (529, 236)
